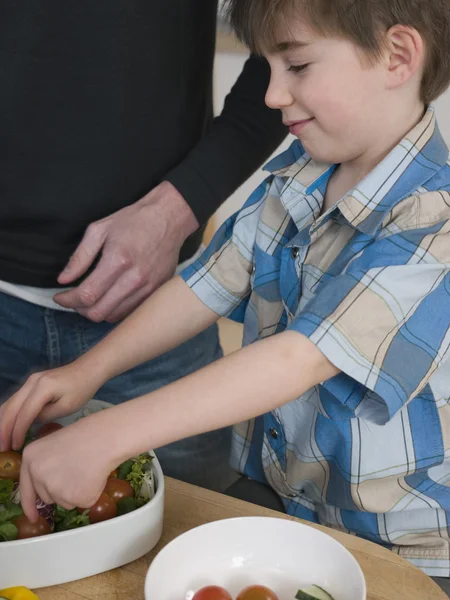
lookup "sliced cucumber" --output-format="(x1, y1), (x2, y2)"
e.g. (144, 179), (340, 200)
(296, 584), (334, 600)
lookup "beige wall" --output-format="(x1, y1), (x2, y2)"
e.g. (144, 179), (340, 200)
(213, 51), (450, 229)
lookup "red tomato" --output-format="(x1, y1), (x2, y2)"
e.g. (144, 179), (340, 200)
(103, 478), (134, 504)
(237, 586), (279, 600)
(0, 450), (22, 481)
(37, 422), (64, 438)
(104, 478), (134, 503)
(13, 514), (52, 539)
(77, 492), (117, 523)
(192, 586), (233, 600)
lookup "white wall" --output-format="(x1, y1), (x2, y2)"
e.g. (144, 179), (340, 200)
(213, 51), (450, 227)
(435, 93), (450, 142)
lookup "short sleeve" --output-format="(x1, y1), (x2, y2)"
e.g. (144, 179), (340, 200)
(290, 229), (450, 423)
(181, 178), (273, 323)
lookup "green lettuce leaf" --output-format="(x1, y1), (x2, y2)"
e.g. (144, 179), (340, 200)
(125, 453), (154, 498)
(0, 522), (18, 541)
(117, 459), (134, 480)
(116, 497), (139, 515)
(54, 506), (90, 532)
(0, 479), (14, 505)
(0, 500), (23, 524)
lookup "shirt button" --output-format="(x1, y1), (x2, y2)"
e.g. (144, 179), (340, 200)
(269, 427), (279, 439)
(291, 247), (299, 259)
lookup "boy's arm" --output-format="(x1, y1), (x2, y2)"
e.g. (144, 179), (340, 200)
(19, 328), (339, 518)
(77, 275), (220, 382)
(84, 329), (339, 464)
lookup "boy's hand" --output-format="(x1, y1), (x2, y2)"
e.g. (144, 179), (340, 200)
(0, 364), (101, 452)
(19, 418), (116, 521)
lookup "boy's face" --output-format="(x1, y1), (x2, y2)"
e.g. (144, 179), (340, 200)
(264, 20), (390, 165)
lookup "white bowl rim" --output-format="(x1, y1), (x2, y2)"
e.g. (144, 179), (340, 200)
(145, 515), (367, 598)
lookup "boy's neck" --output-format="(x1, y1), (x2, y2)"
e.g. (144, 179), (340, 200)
(322, 101), (426, 215)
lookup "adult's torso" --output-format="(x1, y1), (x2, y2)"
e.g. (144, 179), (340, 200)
(0, 0), (217, 286)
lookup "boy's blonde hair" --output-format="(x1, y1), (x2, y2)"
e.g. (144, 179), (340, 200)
(224, 0), (450, 104)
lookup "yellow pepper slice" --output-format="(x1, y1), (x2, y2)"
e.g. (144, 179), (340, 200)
(0, 587), (39, 600)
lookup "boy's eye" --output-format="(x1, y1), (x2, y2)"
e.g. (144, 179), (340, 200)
(288, 64), (309, 73)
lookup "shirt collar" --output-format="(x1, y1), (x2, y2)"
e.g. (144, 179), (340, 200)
(264, 106), (449, 236)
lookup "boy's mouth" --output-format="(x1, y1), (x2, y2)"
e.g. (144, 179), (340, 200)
(284, 118), (314, 136)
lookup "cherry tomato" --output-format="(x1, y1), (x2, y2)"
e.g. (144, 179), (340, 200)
(237, 586), (279, 600)
(192, 586), (233, 600)
(104, 478), (134, 503)
(37, 422), (64, 438)
(0, 450), (22, 481)
(13, 514), (52, 539)
(77, 492), (117, 523)
(109, 469), (118, 478)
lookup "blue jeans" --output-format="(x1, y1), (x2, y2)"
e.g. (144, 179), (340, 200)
(0, 292), (236, 491)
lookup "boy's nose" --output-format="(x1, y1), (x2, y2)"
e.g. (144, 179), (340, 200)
(265, 79), (294, 109)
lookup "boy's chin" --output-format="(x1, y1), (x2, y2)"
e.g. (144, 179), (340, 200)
(302, 141), (348, 165)
(303, 146), (336, 164)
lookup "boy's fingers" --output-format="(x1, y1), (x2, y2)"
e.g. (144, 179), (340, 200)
(38, 397), (73, 423)
(19, 463), (39, 523)
(55, 498), (76, 511)
(0, 383), (33, 451)
(34, 483), (55, 507)
(11, 389), (55, 451)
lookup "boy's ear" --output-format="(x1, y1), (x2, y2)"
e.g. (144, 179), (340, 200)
(384, 25), (424, 91)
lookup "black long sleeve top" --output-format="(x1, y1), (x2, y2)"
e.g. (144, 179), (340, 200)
(0, 0), (286, 286)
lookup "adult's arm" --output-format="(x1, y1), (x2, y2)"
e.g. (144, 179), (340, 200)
(166, 54), (287, 226)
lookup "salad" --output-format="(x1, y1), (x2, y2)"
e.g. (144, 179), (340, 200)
(0, 422), (156, 542)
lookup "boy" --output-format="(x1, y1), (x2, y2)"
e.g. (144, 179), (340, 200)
(2, 0), (450, 586)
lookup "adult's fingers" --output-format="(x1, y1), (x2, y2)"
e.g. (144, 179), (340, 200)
(53, 251), (128, 314)
(57, 222), (106, 285)
(76, 267), (150, 322)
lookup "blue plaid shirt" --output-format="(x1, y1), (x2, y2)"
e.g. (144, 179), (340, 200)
(182, 107), (450, 576)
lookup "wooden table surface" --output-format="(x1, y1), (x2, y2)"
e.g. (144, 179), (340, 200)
(36, 477), (448, 600)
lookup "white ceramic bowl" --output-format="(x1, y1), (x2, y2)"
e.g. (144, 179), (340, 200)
(0, 400), (165, 589)
(145, 516), (366, 600)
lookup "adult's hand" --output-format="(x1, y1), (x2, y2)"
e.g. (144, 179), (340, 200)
(53, 181), (199, 322)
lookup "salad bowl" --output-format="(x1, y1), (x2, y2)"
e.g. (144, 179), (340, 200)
(0, 400), (165, 589)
